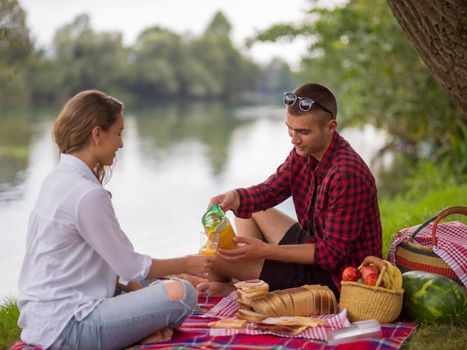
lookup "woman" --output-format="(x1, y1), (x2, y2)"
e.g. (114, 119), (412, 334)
(17, 90), (214, 350)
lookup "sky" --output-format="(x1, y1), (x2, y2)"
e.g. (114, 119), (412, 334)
(18, 0), (341, 68)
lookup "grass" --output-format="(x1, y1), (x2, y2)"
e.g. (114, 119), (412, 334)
(0, 183), (466, 349)
(0, 297), (20, 349)
(402, 321), (467, 350)
(380, 183), (467, 350)
(380, 184), (467, 258)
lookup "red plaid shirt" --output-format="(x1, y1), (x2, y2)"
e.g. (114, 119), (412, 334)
(235, 132), (382, 290)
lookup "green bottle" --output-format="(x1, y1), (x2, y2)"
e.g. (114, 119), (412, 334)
(201, 204), (236, 250)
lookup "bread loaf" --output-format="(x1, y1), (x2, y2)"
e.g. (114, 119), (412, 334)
(250, 284), (337, 317)
(234, 279), (269, 308)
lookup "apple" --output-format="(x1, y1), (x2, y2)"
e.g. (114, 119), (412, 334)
(342, 266), (361, 282)
(364, 273), (384, 287)
(360, 264), (379, 280)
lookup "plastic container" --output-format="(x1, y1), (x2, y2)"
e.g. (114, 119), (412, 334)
(327, 320), (382, 345)
(201, 204), (236, 249)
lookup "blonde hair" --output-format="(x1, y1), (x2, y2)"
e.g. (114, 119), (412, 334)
(53, 90), (124, 183)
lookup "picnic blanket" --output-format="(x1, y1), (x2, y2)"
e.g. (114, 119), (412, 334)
(388, 221), (467, 287)
(12, 293), (417, 350)
(130, 292), (416, 350)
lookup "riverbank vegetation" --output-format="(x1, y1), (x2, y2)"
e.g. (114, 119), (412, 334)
(1, 1), (293, 106)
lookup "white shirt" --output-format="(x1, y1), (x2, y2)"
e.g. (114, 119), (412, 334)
(17, 154), (152, 348)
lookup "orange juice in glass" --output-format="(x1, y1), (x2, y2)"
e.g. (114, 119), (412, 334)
(199, 231), (220, 255)
(198, 231), (219, 306)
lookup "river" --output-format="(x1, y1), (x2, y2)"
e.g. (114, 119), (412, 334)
(0, 101), (391, 298)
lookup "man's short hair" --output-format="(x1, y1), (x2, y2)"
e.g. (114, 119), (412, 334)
(288, 83), (337, 120)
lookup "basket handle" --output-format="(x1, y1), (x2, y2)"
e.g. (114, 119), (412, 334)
(409, 206), (467, 245)
(431, 206), (467, 246)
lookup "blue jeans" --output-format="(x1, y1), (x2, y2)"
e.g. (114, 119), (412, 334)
(48, 279), (196, 350)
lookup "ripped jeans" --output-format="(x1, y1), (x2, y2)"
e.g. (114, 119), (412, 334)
(48, 279), (196, 350)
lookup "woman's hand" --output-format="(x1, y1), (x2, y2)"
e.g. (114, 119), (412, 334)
(185, 254), (217, 278)
(210, 190), (240, 212)
(217, 236), (270, 261)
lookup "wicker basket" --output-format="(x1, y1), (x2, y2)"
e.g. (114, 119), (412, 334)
(340, 262), (404, 323)
(394, 206), (466, 284)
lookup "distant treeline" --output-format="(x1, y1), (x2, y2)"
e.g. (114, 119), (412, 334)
(0, 0), (294, 105)
(1, 0), (465, 180)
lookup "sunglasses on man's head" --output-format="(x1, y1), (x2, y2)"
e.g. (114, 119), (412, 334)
(283, 92), (334, 118)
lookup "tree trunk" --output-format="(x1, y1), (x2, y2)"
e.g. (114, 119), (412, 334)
(386, 0), (467, 115)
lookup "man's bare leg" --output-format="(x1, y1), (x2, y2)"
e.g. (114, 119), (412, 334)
(236, 208), (297, 244)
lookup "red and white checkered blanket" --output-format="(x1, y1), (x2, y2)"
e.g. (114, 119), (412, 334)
(388, 221), (467, 287)
(12, 293), (418, 350)
(200, 291), (350, 340)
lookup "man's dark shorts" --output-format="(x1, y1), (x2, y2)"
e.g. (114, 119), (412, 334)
(259, 223), (339, 297)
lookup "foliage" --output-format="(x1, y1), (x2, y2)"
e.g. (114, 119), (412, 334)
(0, 0), (33, 106)
(254, 0), (466, 177)
(0, 297), (20, 349)
(50, 14), (129, 98)
(3, 4), (264, 103)
(191, 11), (260, 98)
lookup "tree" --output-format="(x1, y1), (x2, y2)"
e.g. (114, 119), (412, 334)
(253, 0), (465, 176)
(386, 0), (467, 115)
(0, 0), (31, 64)
(52, 14), (128, 98)
(0, 0), (33, 105)
(192, 11), (260, 98)
(257, 58), (295, 95)
(130, 26), (181, 97)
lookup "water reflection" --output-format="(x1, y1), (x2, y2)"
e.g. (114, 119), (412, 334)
(0, 120), (33, 202)
(0, 102), (391, 298)
(134, 102), (254, 175)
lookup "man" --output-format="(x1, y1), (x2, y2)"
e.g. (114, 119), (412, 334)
(197, 83), (382, 297)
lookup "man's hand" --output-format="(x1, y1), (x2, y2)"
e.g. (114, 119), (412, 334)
(210, 190), (240, 212)
(217, 236), (270, 261)
(218, 237), (316, 265)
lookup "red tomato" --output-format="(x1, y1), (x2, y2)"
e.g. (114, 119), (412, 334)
(361, 265), (379, 280)
(342, 266), (361, 282)
(364, 273), (384, 287)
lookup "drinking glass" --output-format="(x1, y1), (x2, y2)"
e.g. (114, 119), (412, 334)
(198, 231), (219, 306)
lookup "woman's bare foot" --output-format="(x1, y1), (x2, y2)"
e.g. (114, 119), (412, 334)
(196, 281), (235, 297)
(139, 328), (173, 344)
